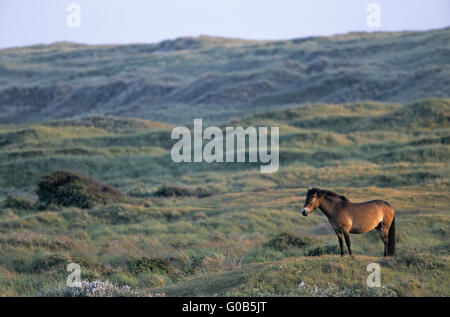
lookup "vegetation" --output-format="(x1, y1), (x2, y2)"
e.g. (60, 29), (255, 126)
(36, 170), (125, 208)
(0, 28), (449, 125)
(0, 28), (448, 296)
(152, 186), (214, 198)
(265, 232), (314, 251)
(0, 98), (448, 296)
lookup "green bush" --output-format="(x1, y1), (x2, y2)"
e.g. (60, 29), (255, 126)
(28, 254), (70, 273)
(36, 170), (124, 209)
(153, 186), (214, 198)
(265, 232), (315, 251)
(127, 257), (175, 276)
(306, 245), (341, 256)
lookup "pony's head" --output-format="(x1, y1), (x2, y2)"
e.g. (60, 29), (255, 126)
(301, 188), (321, 216)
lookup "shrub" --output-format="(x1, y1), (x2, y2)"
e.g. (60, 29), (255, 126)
(28, 253), (70, 273)
(265, 232), (315, 251)
(127, 257), (175, 276)
(71, 257), (110, 274)
(36, 170), (124, 209)
(152, 186), (214, 198)
(306, 245), (341, 256)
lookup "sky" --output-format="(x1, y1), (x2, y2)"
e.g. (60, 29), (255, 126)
(0, 0), (449, 49)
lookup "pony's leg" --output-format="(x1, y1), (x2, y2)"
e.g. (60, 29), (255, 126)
(335, 231), (344, 256)
(376, 223), (388, 257)
(382, 229), (389, 257)
(343, 231), (352, 256)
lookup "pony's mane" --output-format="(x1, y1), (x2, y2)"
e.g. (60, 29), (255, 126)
(308, 188), (348, 202)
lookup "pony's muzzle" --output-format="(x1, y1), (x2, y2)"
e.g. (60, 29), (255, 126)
(301, 208), (309, 216)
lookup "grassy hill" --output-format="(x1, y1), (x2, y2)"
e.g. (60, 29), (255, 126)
(0, 98), (448, 296)
(0, 28), (449, 125)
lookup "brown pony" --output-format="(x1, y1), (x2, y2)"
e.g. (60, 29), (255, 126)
(301, 188), (395, 256)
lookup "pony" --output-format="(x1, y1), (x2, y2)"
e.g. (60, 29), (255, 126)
(301, 188), (395, 256)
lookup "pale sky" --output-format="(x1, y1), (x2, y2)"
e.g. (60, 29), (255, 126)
(0, 0), (449, 49)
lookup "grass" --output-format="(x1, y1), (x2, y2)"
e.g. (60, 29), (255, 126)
(152, 253), (448, 297)
(0, 99), (448, 296)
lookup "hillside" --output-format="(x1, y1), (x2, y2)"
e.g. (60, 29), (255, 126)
(0, 99), (448, 192)
(0, 99), (448, 296)
(0, 28), (449, 125)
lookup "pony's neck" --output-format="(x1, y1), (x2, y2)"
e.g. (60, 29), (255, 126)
(318, 194), (341, 219)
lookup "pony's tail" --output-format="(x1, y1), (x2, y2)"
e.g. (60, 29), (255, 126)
(387, 216), (396, 256)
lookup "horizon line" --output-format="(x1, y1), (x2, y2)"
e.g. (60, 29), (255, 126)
(1, 26), (449, 51)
